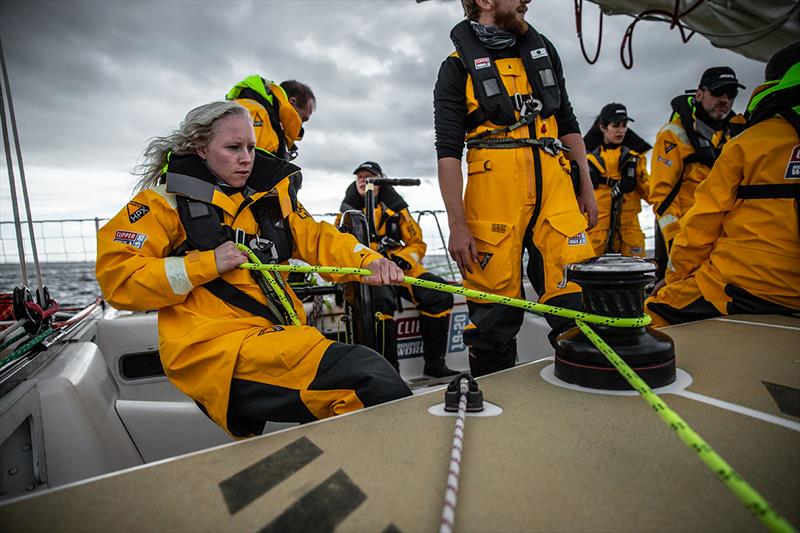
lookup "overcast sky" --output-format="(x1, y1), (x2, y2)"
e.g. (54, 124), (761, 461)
(0, 0), (766, 227)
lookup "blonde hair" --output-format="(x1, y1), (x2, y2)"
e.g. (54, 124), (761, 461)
(131, 101), (251, 192)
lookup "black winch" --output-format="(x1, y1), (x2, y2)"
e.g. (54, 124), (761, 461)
(554, 255), (676, 390)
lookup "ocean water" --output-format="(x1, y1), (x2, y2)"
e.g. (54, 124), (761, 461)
(0, 262), (99, 309)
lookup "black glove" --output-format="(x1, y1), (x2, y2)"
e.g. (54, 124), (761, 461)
(390, 255), (412, 271)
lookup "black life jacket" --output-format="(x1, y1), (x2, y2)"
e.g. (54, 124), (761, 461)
(166, 151), (302, 324)
(339, 182), (408, 243)
(450, 20), (561, 132)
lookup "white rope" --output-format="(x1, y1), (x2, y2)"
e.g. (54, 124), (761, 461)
(440, 377), (468, 533)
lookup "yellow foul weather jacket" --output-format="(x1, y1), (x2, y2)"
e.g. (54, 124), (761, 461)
(649, 97), (743, 246)
(97, 152), (387, 434)
(646, 114), (800, 325)
(227, 75), (303, 160)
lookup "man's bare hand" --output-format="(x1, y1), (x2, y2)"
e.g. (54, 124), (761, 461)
(577, 187), (599, 229)
(448, 222), (478, 277)
(214, 241), (248, 274)
(362, 257), (405, 285)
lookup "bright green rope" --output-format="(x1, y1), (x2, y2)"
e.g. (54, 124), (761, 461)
(238, 262), (650, 328)
(576, 320), (795, 533)
(236, 249), (794, 532)
(0, 327), (54, 369)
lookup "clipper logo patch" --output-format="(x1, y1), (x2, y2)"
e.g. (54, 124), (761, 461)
(664, 141), (677, 153)
(253, 112), (264, 128)
(113, 230), (147, 249)
(657, 155), (673, 168)
(477, 252), (493, 269)
(785, 145), (800, 179)
(530, 48), (548, 59)
(568, 232), (587, 246)
(127, 201), (150, 223)
(474, 57), (491, 70)
(491, 223), (507, 233)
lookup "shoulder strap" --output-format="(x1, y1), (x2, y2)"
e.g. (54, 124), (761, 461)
(450, 20), (560, 131)
(670, 95), (717, 168)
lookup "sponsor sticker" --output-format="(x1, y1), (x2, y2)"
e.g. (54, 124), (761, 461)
(664, 141), (677, 153)
(474, 57), (491, 70)
(396, 316), (423, 359)
(477, 252), (493, 269)
(127, 201), (150, 223)
(568, 232), (587, 246)
(447, 311), (469, 353)
(530, 48), (548, 59)
(113, 230), (147, 249)
(657, 155), (673, 168)
(785, 145), (800, 179)
(491, 223), (507, 233)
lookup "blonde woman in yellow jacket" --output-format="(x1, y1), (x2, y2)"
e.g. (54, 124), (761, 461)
(96, 102), (410, 437)
(584, 103), (652, 257)
(646, 46), (800, 327)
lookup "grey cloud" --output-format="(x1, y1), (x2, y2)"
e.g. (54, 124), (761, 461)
(0, 0), (768, 220)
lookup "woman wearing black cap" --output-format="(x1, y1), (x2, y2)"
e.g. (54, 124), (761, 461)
(583, 103), (652, 257)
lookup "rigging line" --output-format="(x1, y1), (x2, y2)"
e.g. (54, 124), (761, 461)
(0, 37), (27, 286)
(619, 0), (705, 69)
(439, 376), (468, 533)
(574, 0), (603, 65)
(0, 34), (44, 299)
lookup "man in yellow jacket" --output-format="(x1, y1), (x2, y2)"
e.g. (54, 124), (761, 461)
(97, 102), (410, 438)
(434, 0), (596, 376)
(646, 44), (800, 327)
(337, 161), (458, 378)
(584, 103), (651, 256)
(650, 66), (745, 277)
(227, 75), (315, 161)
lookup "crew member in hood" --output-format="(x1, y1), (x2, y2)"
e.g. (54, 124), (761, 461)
(227, 75), (315, 161)
(96, 102), (411, 437)
(646, 43), (800, 327)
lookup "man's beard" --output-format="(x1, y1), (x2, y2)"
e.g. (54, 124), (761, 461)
(495, 9), (528, 35)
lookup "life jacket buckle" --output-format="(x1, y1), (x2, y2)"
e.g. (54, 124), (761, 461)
(249, 236), (279, 264)
(234, 228), (247, 245)
(540, 137), (569, 156)
(513, 93), (542, 117)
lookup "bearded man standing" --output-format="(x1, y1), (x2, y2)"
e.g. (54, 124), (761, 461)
(434, 0), (597, 377)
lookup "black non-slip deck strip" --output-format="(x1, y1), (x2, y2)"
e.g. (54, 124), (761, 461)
(763, 381), (800, 418)
(259, 469), (367, 533)
(219, 436), (323, 514)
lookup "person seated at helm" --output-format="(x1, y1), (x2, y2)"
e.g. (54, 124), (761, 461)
(96, 102), (411, 438)
(645, 42), (800, 328)
(584, 103), (652, 257)
(226, 75), (316, 161)
(335, 161), (459, 379)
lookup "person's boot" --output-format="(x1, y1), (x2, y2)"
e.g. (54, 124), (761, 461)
(420, 314), (458, 378)
(375, 317), (399, 372)
(467, 341), (517, 378)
